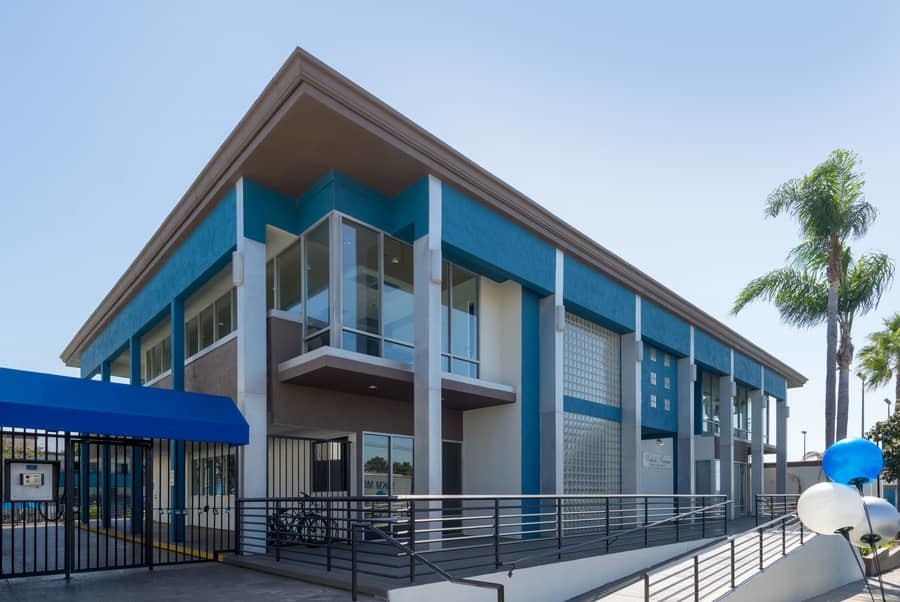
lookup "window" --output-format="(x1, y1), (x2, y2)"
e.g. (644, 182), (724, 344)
(701, 371), (720, 434)
(649, 372), (657, 386)
(305, 220), (331, 350)
(311, 440), (349, 493)
(185, 289), (237, 358)
(342, 221), (381, 356)
(664, 376), (671, 390)
(564, 313), (621, 407)
(564, 412), (621, 494)
(144, 336), (171, 383)
(650, 348), (657, 362)
(442, 263), (479, 377)
(650, 394), (657, 408)
(383, 237), (414, 362)
(734, 384), (752, 440)
(269, 239), (302, 312)
(664, 398), (671, 412)
(191, 454), (236, 496)
(664, 354), (671, 367)
(363, 433), (413, 496)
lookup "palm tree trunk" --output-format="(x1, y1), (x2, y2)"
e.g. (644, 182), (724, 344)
(825, 254), (840, 448)
(895, 357), (900, 415)
(836, 328), (852, 441)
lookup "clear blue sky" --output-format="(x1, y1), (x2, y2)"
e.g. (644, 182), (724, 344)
(2, 2), (899, 461)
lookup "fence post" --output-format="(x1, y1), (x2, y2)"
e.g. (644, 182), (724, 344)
(234, 495), (241, 555)
(675, 497), (680, 542)
(781, 516), (786, 556)
(800, 520), (804, 545)
(730, 539), (736, 588)
(758, 529), (764, 571)
(644, 573), (650, 602)
(605, 497), (610, 554)
(326, 499), (332, 572)
(644, 497), (649, 547)
(701, 497), (706, 538)
(351, 524), (359, 602)
(409, 501), (416, 583)
(275, 500), (281, 562)
(493, 498), (501, 569)
(693, 555), (700, 602)
(64, 433), (74, 580)
(556, 498), (562, 560)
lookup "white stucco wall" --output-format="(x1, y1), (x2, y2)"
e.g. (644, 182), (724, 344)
(463, 278), (522, 495)
(640, 437), (674, 494)
(387, 538), (719, 602)
(723, 534), (862, 602)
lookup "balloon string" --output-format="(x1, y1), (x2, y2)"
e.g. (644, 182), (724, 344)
(859, 489), (887, 602)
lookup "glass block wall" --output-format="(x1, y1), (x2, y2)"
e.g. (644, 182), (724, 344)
(563, 412), (621, 493)
(564, 313), (621, 407)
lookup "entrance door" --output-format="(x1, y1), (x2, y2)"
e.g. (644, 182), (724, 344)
(734, 462), (751, 515)
(442, 442), (463, 534)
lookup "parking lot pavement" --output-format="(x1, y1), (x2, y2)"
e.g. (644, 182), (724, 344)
(0, 562), (374, 601)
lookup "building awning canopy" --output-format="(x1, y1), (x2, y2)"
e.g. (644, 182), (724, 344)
(0, 367), (248, 445)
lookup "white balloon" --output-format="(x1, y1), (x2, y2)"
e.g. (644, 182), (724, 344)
(797, 482), (865, 535)
(850, 497), (900, 547)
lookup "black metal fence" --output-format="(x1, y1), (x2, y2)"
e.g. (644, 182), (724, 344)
(0, 427), (238, 579)
(236, 494), (727, 587)
(754, 494), (800, 525)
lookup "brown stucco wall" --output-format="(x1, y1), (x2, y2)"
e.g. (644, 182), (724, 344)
(185, 337), (237, 400)
(267, 316), (463, 440)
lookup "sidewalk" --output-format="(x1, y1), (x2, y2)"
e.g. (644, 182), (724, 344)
(807, 565), (900, 601)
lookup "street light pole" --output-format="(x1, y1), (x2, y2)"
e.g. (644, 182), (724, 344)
(801, 430), (807, 459)
(858, 372), (865, 438)
(885, 398), (892, 421)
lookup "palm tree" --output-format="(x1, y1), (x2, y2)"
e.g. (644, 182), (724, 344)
(858, 313), (900, 411)
(759, 149), (877, 448)
(733, 250), (893, 441)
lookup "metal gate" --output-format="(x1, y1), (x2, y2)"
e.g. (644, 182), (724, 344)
(1, 428), (238, 578)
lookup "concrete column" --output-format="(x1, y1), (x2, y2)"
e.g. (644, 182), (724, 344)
(750, 388), (765, 512)
(328, 212), (343, 349)
(621, 296), (642, 494)
(413, 175), (442, 495)
(169, 299), (185, 542)
(676, 327), (695, 494)
(235, 179), (269, 551)
(719, 354), (735, 518)
(776, 396), (789, 494)
(129, 335), (143, 534)
(540, 250), (565, 494)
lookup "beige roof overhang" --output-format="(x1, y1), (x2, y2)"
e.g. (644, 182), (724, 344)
(61, 47), (806, 389)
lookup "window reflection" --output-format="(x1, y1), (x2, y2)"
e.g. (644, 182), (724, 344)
(441, 262), (479, 377)
(305, 220), (330, 340)
(363, 433), (413, 496)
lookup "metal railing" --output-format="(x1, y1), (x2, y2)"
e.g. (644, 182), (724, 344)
(641, 513), (807, 601)
(755, 494), (800, 525)
(350, 521), (503, 601)
(236, 494), (727, 589)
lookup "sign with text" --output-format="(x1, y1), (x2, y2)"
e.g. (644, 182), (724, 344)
(642, 452), (673, 470)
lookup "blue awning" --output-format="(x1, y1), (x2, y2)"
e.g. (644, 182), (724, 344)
(0, 367), (248, 444)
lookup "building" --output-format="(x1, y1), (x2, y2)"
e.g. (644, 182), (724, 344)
(60, 48), (805, 518)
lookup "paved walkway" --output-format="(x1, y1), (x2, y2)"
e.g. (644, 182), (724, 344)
(807, 565), (900, 601)
(0, 562), (371, 601)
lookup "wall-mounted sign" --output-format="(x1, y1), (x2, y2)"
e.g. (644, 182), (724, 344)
(5, 460), (59, 502)
(642, 452), (673, 470)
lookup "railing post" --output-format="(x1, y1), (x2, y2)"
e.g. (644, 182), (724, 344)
(643, 497), (649, 547)
(675, 497), (680, 542)
(409, 501), (416, 583)
(605, 497), (610, 554)
(326, 499), (332, 572)
(701, 497), (706, 538)
(800, 520), (804, 545)
(722, 497), (727, 536)
(781, 516), (786, 556)
(556, 498), (563, 560)
(754, 495), (759, 526)
(644, 573), (650, 602)
(351, 523), (359, 602)
(234, 495), (241, 555)
(693, 555), (700, 602)
(758, 529), (764, 571)
(275, 500), (281, 562)
(730, 539), (736, 588)
(493, 498), (501, 569)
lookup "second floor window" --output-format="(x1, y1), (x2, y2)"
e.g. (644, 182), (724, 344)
(700, 371), (720, 434)
(734, 384), (752, 440)
(185, 289), (236, 358)
(442, 262), (479, 378)
(144, 335), (171, 384)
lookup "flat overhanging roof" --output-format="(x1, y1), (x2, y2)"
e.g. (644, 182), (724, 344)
(61, 47), (806, 389)
(0, 367), (249, 444)
(277, 347), (516, 410)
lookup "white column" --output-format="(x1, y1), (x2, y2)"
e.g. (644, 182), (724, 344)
(750, 386), (765, 510)
(719, 351), (735, 519)
(621, 296), (642, 494)
(540, 249), (565, 494)
(676, 327), (695, 494)
(235, 178), (268, 552)
(413, 175), (442, 495)
(776, 395), (789, 494)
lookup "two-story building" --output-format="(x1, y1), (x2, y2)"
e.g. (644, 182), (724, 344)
(61, 48), (805, 518)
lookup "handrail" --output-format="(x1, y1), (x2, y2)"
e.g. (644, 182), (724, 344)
(505, 500), (732, 575)
(350, 520), (504, 602)
(239, 493), (727, 503)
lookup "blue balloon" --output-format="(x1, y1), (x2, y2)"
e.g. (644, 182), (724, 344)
(823, 438), (884, 485)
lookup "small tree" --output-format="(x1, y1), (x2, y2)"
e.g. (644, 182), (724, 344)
(866, 414), (900, 482)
